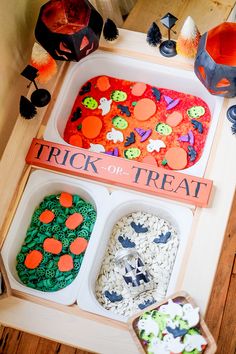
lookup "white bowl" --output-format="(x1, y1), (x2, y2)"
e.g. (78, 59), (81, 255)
(77, 190), (193, 322)
(1, 170), (109, 305)
(44, 50), (224, 177)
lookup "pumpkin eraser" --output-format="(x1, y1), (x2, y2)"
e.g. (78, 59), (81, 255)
(70, 237), (88, 255)
(24, 250), (43, 269)
(58, 254), (73, 272)
(59, 192), (73, 208)
(66, 213), (84, 230)
(39, 210), (55, 224)
(43, 238), (62, 255)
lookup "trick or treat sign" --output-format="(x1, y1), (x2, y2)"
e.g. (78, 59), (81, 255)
(26, 139), (213, 207)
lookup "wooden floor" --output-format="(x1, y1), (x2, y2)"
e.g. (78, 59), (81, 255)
(205, 192), (236, 354)
(123, 0), (236, 39)
(1, 0), (236, 353)
(0, 327), (91, 354)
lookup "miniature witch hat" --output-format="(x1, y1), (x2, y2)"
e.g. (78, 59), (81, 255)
(134, 128), (152, 142)
(163, 95), (180, 110)
(105, 147), (119, 156)
(21, 64), (51, 107)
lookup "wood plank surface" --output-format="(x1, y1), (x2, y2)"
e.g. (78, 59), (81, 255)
(205, 192), (236, 342)
(123, 0), (236, 37)
(215, 257), (236, 354)
(0, 327), (22, 354)
(16, 332), (40, 354)
(0, 327), (92, 354)
(0, 63), (68, 232)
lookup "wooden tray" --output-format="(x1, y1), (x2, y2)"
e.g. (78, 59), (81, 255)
(0, 29), (235, 353)
(129, 291), (217, 353)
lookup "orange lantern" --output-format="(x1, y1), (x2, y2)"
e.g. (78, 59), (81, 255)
(194, 22), (236, 98)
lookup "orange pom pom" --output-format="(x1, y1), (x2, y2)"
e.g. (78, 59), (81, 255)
(30, 43), (57, 84)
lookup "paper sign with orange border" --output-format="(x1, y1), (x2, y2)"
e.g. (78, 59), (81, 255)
(26, 139), (213, 207)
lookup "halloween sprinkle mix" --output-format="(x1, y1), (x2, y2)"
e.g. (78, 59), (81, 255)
(64, 76), (211, 170)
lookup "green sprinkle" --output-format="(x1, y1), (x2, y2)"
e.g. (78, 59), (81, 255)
(27, 282), (37, 289)
(78, 229), (89, 238)
(56, 216), (66, 224)
(52, 208), (61, 216)
(47, 260), (54, 269)
(25, 234), (34, 244)
(46, 194), (57, 201)
(39, 225), (48, 233)
(16, 264), (26, 272)
(27, 240), (36, 248)
(62, 238), (70, 248)
(161, 159), (168, 166)
(38, 233), (48, 243)
(73, 195), (80, 204)
(67, 232), (76, 238)
(21, 246), (29, 253)
(52, 225), (60, 234)
(36, 268), (45, 277)
(69, 208), (77, 214)
(17, 253), (25, 263)
(45, 269), (55, 278)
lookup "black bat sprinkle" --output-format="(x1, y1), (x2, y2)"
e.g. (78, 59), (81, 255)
(131, 222), (148, 233)
(188, 145), (197, 162)
(118, 235), (136, 248)
(138, 299), (156, 310)
(152, 87), (161, 101)
(104, 291), (123, 302)
(117, 104), (131, 116)
(79, 82), (92, 96)
(124, 132), (135, 147)
(71, 107), (82, 122)
(166, 326), (188, 338)
(153, 231), (171, 244)
(191, 119), (203, 133)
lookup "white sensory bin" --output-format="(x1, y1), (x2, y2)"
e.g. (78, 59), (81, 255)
(1, 170), (109, 305)
(77, 190), (193, 322)
(44, 50), (224, 177)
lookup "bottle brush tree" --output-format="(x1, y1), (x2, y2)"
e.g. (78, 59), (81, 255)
(146, 22), (162, 47)
(103, 18), (119, 41)
(19, 96), (37, 119)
